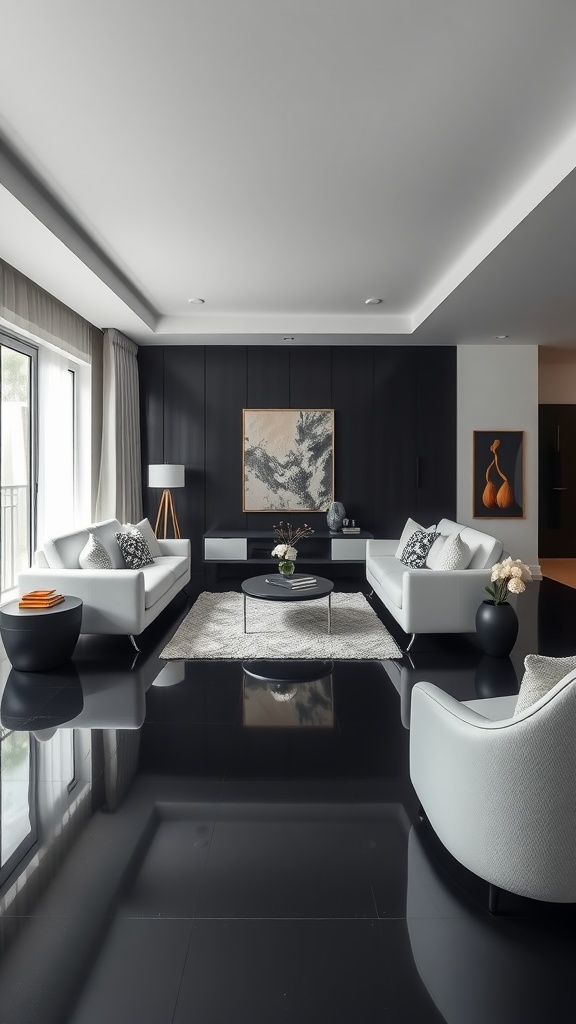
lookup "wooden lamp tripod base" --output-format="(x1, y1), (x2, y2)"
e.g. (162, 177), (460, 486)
(154, 489), (181, 539)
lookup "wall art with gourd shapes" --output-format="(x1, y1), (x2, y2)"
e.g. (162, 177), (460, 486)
(473, 431), (524, 519)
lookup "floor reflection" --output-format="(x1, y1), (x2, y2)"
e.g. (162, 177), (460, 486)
(0, 577), (574, 1022)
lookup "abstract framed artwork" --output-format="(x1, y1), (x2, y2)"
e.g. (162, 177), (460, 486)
(243, 408), (334, 512)
(473, 431), (524, 519)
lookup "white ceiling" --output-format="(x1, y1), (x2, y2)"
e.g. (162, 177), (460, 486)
(2, 0), (576, 346)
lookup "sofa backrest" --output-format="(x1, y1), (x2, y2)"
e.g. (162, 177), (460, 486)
(436, 518), (503, 570)
(42, 519), (122, 569)
(44, 529), (90, 569)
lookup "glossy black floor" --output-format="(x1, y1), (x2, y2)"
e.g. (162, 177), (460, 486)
(1, 576), (576, 1024)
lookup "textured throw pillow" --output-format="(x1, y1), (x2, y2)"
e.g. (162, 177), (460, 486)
(395, 518), (436, 559)
(432, 532), (472, 572)
(400, 530), (439, 568)
(115, 529), (154, 569)
(123, 518), (162, 558)
(79, 532), (114, 570)
(514, 653), (576, 716)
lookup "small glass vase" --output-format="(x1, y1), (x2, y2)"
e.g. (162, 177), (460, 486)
(278, 559), (295, 576)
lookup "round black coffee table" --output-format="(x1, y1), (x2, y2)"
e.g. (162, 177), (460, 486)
(241, 574), (334, 634)
(0, 596), (83, 671)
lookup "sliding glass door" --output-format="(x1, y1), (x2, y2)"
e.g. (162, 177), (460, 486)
(0, 334), (37, 599)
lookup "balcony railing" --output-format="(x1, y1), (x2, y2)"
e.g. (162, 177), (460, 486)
(1, 485), (29, 598)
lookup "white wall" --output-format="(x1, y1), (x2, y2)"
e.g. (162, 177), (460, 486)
(457, 345), (539, 573)
(538, 348), (576, 404)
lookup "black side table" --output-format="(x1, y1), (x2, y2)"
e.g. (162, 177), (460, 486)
(0, 596), (83, 671)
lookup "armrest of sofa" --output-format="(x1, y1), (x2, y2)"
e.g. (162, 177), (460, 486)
(366, 539), (398, 558)
(18, 567), (146, 635)
(402, 568), (492, 632)
(157, 538), (191, 559)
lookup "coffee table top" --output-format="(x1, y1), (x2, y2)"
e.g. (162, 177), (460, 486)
(241, 574), (334, 601)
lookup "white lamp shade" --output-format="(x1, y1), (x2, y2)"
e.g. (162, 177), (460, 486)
(148, 464), (185, 488)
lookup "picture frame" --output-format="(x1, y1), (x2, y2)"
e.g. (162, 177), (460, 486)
(473, 431), (524, 519)
(242, 408), (334, 512)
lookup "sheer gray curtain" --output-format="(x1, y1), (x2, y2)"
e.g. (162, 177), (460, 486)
(95, 329), (143, 523)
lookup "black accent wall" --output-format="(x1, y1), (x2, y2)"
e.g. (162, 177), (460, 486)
(139, 346), (456, 573)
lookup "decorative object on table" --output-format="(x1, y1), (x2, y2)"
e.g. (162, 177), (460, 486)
(327, 501), (346, 532)
(159, 590), (403, 661)
(266, 574), (317, 590)
(342, 519), (361, 533)
(473, 431), (524, 519)
(148, 463), (185, 538)
(243, 409), (334, 512)
(271, 521), (314, 575)
(475, 556), (532, 657)
(18, 589), (64, 609)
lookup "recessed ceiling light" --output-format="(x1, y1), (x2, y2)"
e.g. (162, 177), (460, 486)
(283, 336), (295, 342)
(494, 334), (509, 339)
(188, 297), (205, 304)
(365, 297), (383, 305)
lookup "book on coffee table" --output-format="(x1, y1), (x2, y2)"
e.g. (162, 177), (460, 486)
(265, 575), (317, 590)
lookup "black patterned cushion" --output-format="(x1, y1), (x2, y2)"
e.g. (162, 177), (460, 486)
(115, 529), (154, 569)
(400, 529), (438, 568)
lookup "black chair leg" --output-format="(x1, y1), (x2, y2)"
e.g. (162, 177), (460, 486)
(488, 883), (500, 915)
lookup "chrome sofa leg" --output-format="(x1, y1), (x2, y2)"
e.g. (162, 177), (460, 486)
(129, 634), (140, 653)
(406, 633), (417, 652)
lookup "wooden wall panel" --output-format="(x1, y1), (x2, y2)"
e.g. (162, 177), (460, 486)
(138, 347), (164, 526)
(331, 348), (375, 531)
(245, 348), (290, 531)
(205, 346), (247, 532)
(415, 347), (456, 526)
(163, 347), (206, 571)
(373, 348), (417, 537)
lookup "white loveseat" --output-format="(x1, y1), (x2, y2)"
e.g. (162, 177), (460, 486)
(18, 518), (191, 645)
(366, 518), (503, 646)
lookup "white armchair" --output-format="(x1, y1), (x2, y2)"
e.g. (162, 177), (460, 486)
(409, 668), (576, 906)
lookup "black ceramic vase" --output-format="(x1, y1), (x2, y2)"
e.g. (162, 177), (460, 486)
(475, 600), (518, 658)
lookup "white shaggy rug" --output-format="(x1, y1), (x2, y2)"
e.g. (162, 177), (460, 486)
(160, 591), (403, 661)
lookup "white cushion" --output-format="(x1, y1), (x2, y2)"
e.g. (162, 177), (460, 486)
(377, 570), (405, 609)
(425, 535), (447, 569)
(514, 653), (576, 716)
(461, 528), (502, 569)
(44, 529), (89, 569)
(153, 555), (189, 582)
(79, 533), (114, 569)
(432, 532), (472, 571)
(368, 555), (405, 585)
(90, 519), (125, 568)
(394, 518), (436, 559)
(141, 563), (178, 608)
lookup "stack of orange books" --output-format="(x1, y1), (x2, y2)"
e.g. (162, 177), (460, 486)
(19, 589), (65, 609)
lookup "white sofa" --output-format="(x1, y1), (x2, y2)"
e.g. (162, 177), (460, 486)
(18, 518), (191, 646)
(366, 518), (503, 647)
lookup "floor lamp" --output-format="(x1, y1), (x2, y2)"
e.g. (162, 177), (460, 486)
(148, 464), (185, 538)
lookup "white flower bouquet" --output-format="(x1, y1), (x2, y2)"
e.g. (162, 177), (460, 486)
(485, 556), (532, 605)
(271, 521), (314, 568)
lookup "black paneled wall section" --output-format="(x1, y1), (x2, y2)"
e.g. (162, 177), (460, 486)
(138, 346), (456, 574)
